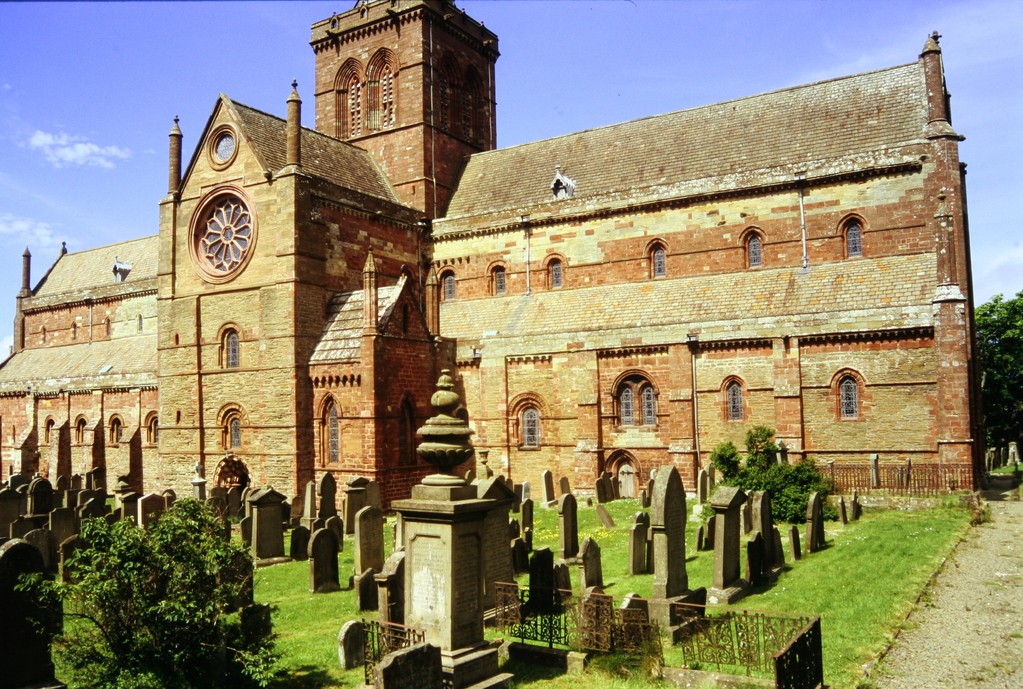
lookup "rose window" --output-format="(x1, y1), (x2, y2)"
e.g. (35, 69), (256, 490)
(197, 196), (253, 275)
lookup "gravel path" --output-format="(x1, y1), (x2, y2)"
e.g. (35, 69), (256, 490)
(870, 488), (1023, 689)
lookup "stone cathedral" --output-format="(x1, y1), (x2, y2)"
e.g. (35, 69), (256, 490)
(0, 0), (982, 504)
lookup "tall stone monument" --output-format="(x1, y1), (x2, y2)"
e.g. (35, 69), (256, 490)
(391, 371), (512, 689)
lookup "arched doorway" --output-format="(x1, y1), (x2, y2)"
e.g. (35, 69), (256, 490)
(608, 450), (638, 499)
(213, 454), (250, 488)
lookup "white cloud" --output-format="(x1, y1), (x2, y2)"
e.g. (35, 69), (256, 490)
(0, 335), (11, 358)
(26, 130), (131, 169)
(0, 211), (62, 249)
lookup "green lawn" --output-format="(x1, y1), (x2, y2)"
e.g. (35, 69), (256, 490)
(256, 497), (969, 689)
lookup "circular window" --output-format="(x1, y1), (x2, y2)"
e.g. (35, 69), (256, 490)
(189, 189), (257, 282)
(214, 132), (235, 163)
(208, 125), (238, 169)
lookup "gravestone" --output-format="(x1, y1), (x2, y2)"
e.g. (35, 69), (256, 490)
(594, 475), (609, 504)
(300, 480), (318, 530)
(337, 619), (365, 670)
(700, 515), (716, 551)
(611, 475), (621, 501)
(162, 489), (176, 509)
(541, 469), (556, 506)
(59, 534), (81, 583)
(595, 503), (616, 528)
(838, 496), (848, 525)
(869, 453), (880, 488)
(741, 498), (752, 534)
(745, 531), (766, 585)
(342, 476), (370, 535)
(640, 488), (650, 508)
(510, 537), (529, 574)
(520, 498), (534, 533)
(0, 487), (22, 536)
(558, 476), (571, 496)
(365, 479), (382, 511)
(629, 515), (649, 574)
(375, 548), (406, 624)
(804, 492), (826, 554)
(48, 507), (77, 546)
(557, 493), (579, 560)
(708, 486), (748, 604)
(697, 469), (710, 504)
(318, 472), (338, 519)
(528, 547), (555, 610)
(239, 515), (252, 546)
(851, 490), (863, 521)
(9, 515), (34, 538)
(248, 487), (287, 560)
(650, 465), (688, 599)
(227, 485), (242, 518)
(512, 484), (523, 513)
(289, 493), (303, 526)
(523, 526), (533, 551)
(325, 515), (345, 548)
(137, 493), (165, 528)
(308, 527), (340, 593)
(354, 505), (385, 575)
(24, 528), (58, 574)
(26, 476), (54, 517)
(789, 524), (802, 561)
(355, 567), (378, 610)
(578, 536), (604, 589)
(119, 491), (141, 525)
(509, 518), (521, 540)
(750, 491), (779, 574)
(476, 475), (516, 611)
(520, 480), (531, 503)
(77, 496), (106, 521)
(553, 559), (572, 592)
(0, 539), (64, 689)
(289, 525), (311, 561)
(71, 474), (83, 490)
(374, 642), (443, 689)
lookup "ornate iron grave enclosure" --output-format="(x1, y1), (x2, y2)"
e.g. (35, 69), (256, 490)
(362, 618), (426, 684)
(673, 603), (823, 688)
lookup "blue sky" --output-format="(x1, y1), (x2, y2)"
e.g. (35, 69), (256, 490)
(1, 0), (1021, 353)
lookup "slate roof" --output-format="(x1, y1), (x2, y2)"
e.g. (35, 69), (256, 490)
(310, 279), (405, 363)
(31, 235), (159, 303)
(0, 336), (158, 394)
(226, 98), (401, 205)
(439, 253), (936, 349)
(441, 62), (927, 228)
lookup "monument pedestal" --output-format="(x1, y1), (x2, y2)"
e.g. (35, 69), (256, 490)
(393, 484), (511, 689)
(707, 583), (748, 605)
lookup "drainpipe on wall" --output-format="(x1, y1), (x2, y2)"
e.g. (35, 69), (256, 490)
(797, 173), (809, 272)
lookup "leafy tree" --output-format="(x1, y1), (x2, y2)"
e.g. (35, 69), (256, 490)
(29, 499), (277, 689)
(708, 426), (835, 522)
(976, 291), (1023, 449)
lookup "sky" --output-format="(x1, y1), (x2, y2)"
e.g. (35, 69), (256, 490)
(1, 0), (1021, 354)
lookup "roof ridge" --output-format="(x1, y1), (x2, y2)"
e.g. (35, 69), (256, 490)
(471, 61), (919, 160)
(58, 234), (159, 257)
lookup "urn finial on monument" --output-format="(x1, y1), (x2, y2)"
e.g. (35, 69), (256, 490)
(416, 370), (474, 487)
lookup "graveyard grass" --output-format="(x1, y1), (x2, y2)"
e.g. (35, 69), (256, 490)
(255, 497), (969, 689)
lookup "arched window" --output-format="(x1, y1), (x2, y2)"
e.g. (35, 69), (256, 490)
(549, 259), (563, 289)
(522, 407), (541, 448)
(367, 50), (397, 132)
(147, 415), (159, 444)
(110, 417), (123, 444)
(225, 330), (240, 369)
(726, 380), (744, 421)
(137, 314), (144, 333)
(641, 385), (657, 425)
(41, 326), (46, 344)
(650, 244), (667, 278)
(105, 318), (111, 337)
(71, 322), (77, 341)
(619, 387), (635, 426)
(492, 266), (507, 295)
(840, 376), (859, 419)
(326, 402), (340, 464)
(45, 419), (55, 445)
(399, 399), (416, 466)
(845, 219), (863, 257)
(75, 417), (87, 444)
(228, 416), (242, 449)
(747, 234), (763, 268)
(441, 271), (456, 301)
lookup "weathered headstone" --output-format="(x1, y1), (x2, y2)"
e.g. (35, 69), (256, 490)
(541, 469), (556, 506)
(476, 475), (516, 612)
(325, 514), (345, 548)
(788, 524), (802, 561)
(594, 475), (609, 504)
(59, 534), (81, 583)
(700, 515), (716, 551)
(308, 527), (341, 593)
(708, 486), (748, 604)
(579, 536), (604, 589)
(557, 492), (579, 560)
(239, 515), (252, 546)
(750, 491), (778, 574)
(317, 472), (338, 519)
(553, 558), (572, 592)
(804, 492), (826, 554)
(24, 528), (58, 574)
(289, 525), (311, 561)
(838, 496), (848, 525)
(248, 488), (287, 560)
(137, 493), (165, 528)
(650, 465), (688, 599)
(741, 497), (752, 534)
(697, 468), (710, 504)
(342, 476), (369, 535)
(511, 537), (529, 574)
(300, 480), (318, 530)
(354, 505), (384, 575)
(374, 642), (443, 689)
(375, 549), (406, 624)
(595, 503), (616, 528)
(49, 507), (77, 547)
(629, 515), (649, 574)
(528, 546), (555, 611)
(0, 487), (22, 536)
(227, 485), (242, 518)
(0, 539), (62, 688)
(745, 531), (766, 585)
(365, 479), (382, 511)
(354, 567), (378, 610)
(337, 619), (365, 670)
(851, 489), (862, 520)
(558, 476), (571, 496)
(26, 476), (55, 517)
(520, 498), (534, 533)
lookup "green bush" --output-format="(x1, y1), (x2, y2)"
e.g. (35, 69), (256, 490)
(27, 499), (278, 689)
(711, 426), (835, 523)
